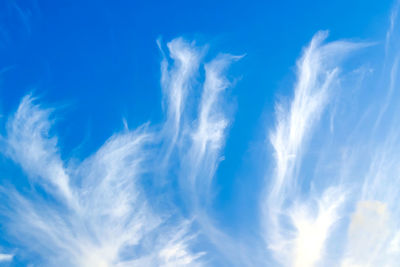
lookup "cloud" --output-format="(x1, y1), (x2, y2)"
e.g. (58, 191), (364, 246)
(0, 98), (202, 266)
(158, 38), (202, 162)
(0, 37), (242, 266)
(290, 188), (346, 267)
(183, 54), (240, 199)
(385, 0), (400, 53)
(3, 95), (75, 205)
(159, 38), (249, 266)
(0, 253), (13, 262)
(0, 41), (209, 266)
(263, 31), (366, 266)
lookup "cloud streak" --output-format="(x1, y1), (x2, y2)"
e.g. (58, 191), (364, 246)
(0, 253), (13, 262)
(0, 37), (241, 266)
(262, 31), (367, 266)
(0, 95), (203, 266)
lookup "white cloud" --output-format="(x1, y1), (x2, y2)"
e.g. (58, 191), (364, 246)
(184, 54), (240, 195)
(263, 31), (366, 266)
(0, 37), (242, 267)
(158, 38), (202, 162)
(290, 188), (345, 267)
(4, 95), (75, 205)
(0, 39), (209, 266)
(0, 253), (13, 262)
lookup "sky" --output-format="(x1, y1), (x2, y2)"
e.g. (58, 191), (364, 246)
(0, 0), (399, 266)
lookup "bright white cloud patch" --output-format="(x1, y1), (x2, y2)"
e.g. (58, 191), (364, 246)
(289, 188), (345, 267)
(0, 253), (13, 262)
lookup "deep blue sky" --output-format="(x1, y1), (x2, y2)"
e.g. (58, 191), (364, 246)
(0, 1), (397, 266)
(1, 0), (391, 197)
(0, 0), (391, 153)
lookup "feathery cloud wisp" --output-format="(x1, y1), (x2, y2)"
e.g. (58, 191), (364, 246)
(0, 37), (241, 266)
(263, 31), (367, 266)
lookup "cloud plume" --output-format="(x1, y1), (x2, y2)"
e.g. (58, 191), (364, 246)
(0, 37), (241, 266)
(262, 31), (368, 266)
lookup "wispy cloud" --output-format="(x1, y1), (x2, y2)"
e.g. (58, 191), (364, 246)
(158, 38), (202, 164)
(262, 31), (367, 266)
(159, 38), (249, 266)
(4, 95), (75, 205)
(0, 42), (209, 265)
(261, 4), (400, 266)
(0, 37), (241, 266)
(181, 53), (240, 202)
(0, 253), (13, 262)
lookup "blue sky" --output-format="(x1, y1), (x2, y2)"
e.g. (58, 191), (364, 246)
(0, 0), (400, 266)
